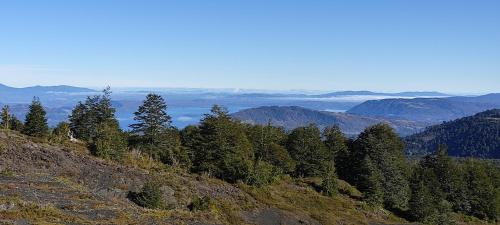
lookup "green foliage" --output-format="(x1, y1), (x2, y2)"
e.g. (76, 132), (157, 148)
(244, 123), (295, 174)
(69, 87), (117, 142)
(322, 125), (348, 160)
(408, 166), (447, 222)
(352, 124), (409, 209)
(408, 147), (499, 223)
(189, 105), (254, 182)
(266, 143), (296, 174)
(50, 122), (71, 143)
(22, 97), (49, 138)
(320, 161), (338, 197)
(8, 116), (24, 132)
(460, 160), (498, 221)
(130, 180), (165, 209)
(405, 109), (500, 158)
(130, 93), (172, 138)
(247, 160), (280, 187)
(1, 105), (10, 129)
(68, 87), (126, 160)
(357, 156), (383, 206)
(91, 121), (127, 161)
(129, 93), (189, 168)
(286, 124), (329, 177)
(189, 196), (212, 211)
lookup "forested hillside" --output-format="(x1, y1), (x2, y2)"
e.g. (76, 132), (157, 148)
(232, 106), (428, 136)
(405, 109), (500, 158)
(347, 95), (500, 122)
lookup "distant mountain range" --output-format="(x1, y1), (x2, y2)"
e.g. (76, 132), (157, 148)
(347, 94), (500, 122)
(405, 109), (500, 158)
(0, 83), (96, 104)
(232, 106), (430, 136)
(0, 83), (95, 94)
(312, 91), (450, 98)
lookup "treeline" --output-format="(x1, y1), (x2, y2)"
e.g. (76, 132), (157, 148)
(1, 88), (498, 224)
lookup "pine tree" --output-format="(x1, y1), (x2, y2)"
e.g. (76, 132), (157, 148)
(358, 156), (383, 206)
(286, 124), (329, 177)
(1, 105), (10, 129)
(8, 116), (24, 132)
(322, 125), (348, 161)
(69, 87), (117, 142)
(353, 124), (409, 209)
(130, 93), (172, 139)
(129, 93), (188, 167)
(23, 97), (49, 138)
(408, 167), (441, 222)
(192, 105), (254, 182)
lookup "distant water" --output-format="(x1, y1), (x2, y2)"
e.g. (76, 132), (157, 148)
(116, 106), (249, 130)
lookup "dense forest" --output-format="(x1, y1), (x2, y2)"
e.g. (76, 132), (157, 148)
(1, 88), (499, 224)
(405, 109), (500, 158)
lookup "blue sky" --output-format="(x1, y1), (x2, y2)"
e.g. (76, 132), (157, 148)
(0, 0), (499, 93)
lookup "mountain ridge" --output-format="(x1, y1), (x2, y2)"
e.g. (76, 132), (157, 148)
(404, 109), (500, 158)
(232, 106), (429, 136)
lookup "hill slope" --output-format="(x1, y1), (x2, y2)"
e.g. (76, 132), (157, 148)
(232, 106), (429, 136)
(347, 96), (499, 122)
(0, 130), (413, 225)
(405, 109), (500, 158)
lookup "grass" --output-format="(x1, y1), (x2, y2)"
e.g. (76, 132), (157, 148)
(239, 177), (407, 225)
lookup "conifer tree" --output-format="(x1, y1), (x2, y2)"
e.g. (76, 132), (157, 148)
(1, 105), (10, 129)
(68, 87), (126, 160)
(69, 87), (117, 142)
(23, 97), (49, 138)
(322, 125), (348, 161)
(192, 105), (254, 182)
(286, 124), (329, 177)
(129, 93), (188, 167)
(357, 156), (383, 206)
(130, 93), (172, 139)
(353, 124), (409, 209)
(8, 116), (24, 132)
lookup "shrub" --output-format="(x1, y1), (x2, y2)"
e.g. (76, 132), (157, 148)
(130, 180), (165, 209)
(189, 196), (212, 211)
(247, 160), (280, 187)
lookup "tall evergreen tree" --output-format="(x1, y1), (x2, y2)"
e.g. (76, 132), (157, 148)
(1, 105), (10, 129)
(357, 156), (383, 206)
(286, 124), (329, 177)
(130, 93), (172, 140)
(322, 125), (348, 161)
(129, 93), (188, 167)
(352, 124), (410, 209)
(68, 87), (126, 160)
(191, 105), (254, 182)
(23, 97), (49, 138)
(69, 87), (117, 142)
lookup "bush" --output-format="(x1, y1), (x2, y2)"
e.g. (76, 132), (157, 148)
(189, 196), (212, 211)
(130, 180), (165, 209)
(91, 122), (127, 161)
(247, 160), (280, 187)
